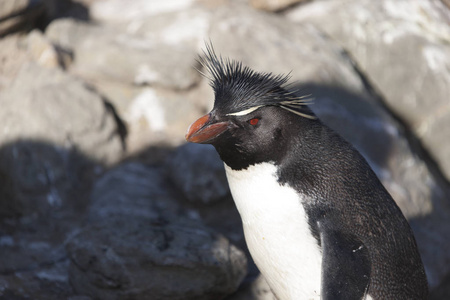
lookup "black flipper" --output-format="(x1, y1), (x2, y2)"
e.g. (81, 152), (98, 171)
(320, 225), (371, 300)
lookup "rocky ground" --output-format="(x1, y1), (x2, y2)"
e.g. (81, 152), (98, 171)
(0, 0), (449, 299)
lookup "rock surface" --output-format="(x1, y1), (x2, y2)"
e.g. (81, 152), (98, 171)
(67, 216), (247, 300)
(0, 63), (123, 164)
(65, 162), (247, 300)
(167, 143), (230, 205)
(1, 0), (450, 299)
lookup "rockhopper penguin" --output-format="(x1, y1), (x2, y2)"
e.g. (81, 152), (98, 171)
(185, 46), (428, 300)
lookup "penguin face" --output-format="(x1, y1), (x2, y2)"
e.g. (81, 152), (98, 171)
(186, 105), (289, 169)
(186, 45), (314, 169)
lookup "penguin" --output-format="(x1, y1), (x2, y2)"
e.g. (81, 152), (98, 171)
(185, 46), (428, 300)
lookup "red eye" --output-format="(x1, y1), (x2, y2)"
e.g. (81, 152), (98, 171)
(249, 118), (259, 126)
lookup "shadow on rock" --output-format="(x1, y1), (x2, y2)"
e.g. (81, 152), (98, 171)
(0, 140), (249, 300)
(0, 139), (100, 300)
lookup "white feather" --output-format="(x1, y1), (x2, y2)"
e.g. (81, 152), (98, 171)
(226, 106), (263, 116)
(224, 162), (322, 300)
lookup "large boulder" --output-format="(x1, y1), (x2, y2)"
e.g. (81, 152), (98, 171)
(0, 141), (95, 217)
(0, 63), (123, 164)
(45, 18), (201, 90)
(45, 17), (212, 153)
(67, 215), (247, 300)
(67, 162), (247, 300)
(88, 162), (180, 220)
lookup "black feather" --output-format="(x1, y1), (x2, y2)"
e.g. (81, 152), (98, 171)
(198, 44), (315, 119)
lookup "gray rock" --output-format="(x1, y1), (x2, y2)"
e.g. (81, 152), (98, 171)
(0, 30), (69, 91)
(0, 198), (87, 300)
(167, 143), (230, 205)
(84, 161), (247, 299)
(89, 0), (196, 23)
(26, 29), (69, 68)
(45, 16), (211, 153)
(67, 215), (247, 300)
(0, 63), (123, 164)
(119, 84), (212, 154)
(208, 4), (368, 95)
(45, 18), (201, 90)
(286, 0), (450, 182)
(89, 162), (180, 220)
(0, 141), (95, 217)
(0, 34), (30, 90)
(0, 259), (76, 300)
(430, 270), (450, 300)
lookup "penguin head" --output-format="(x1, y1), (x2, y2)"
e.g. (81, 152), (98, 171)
(185, 46), (315, 169)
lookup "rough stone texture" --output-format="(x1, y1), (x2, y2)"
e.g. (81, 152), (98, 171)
(0, 31), (70, 91)
(71, 161), (247, 300)
(208, 4), (367, 94)
(0, 196), (90, 300)
(45, 18), (202, 90)
(286, 0), (450, 182)
(45, 16), (211, 152)
(250, 0), (306, 11)
(120, 84), (213, 152)
(0, 141), (96, 217)
(0, 34), (30, 90)
(166, 143), (230, 205)
(0, 63), (123, 164)
(26, 29), (66, 68)
(89, 0), (196, 23)
(67, 215), (247, 300)
(88, 162), (180, 220)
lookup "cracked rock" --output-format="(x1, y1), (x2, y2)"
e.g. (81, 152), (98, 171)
(67, 216), (247, 300)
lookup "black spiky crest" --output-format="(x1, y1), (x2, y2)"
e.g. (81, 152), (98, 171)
(197, 44), (315, 119)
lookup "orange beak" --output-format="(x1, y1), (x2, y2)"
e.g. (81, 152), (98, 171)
(185, 114), (229, 144)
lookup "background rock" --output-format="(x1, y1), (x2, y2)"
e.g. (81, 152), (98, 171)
(89, 163), (179, 220)
(0, 63), (123, 164)
(67, 215), (247, 300)
(0, 141), (95, 217)
(166, 143), (230, 205)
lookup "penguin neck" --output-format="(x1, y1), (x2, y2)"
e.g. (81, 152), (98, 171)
(212, 139), (287, 171)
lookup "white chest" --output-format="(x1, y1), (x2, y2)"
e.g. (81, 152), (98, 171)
(224, 162), (322, 300)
